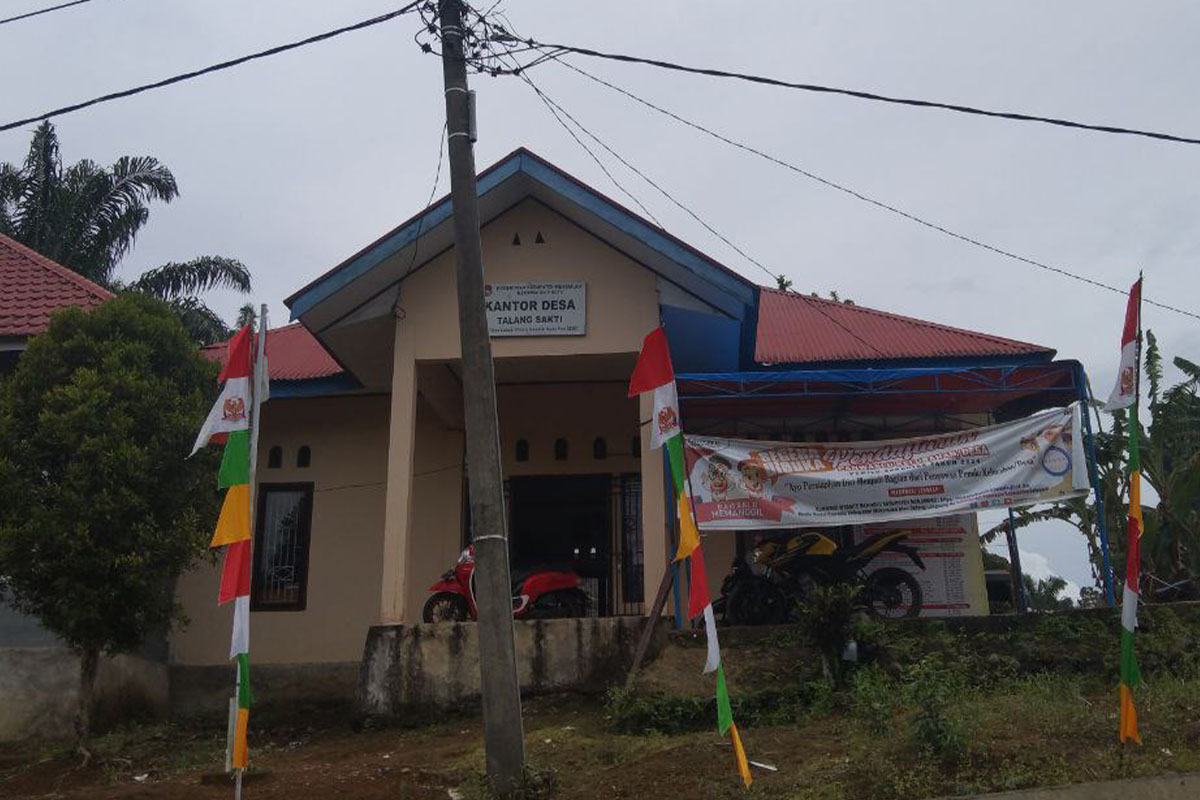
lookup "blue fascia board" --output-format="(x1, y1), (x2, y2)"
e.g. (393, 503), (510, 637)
(269, 374), (361, 398)
(288, 157), (524, 320)
(289, 151), (755, 321)
(748, 352), (1054, 373)
(676, 359), (1077, 387)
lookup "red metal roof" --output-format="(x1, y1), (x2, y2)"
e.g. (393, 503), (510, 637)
(755, 287), (1053, 364)
(0, 233), (114, 337)
(201, 323), (343, 381)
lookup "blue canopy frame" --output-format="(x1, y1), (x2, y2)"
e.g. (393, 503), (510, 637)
(671, 359), (1116, 607)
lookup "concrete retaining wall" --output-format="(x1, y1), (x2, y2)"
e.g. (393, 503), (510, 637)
(356, 616), (662, 721)
(170, 662), (360, 722)
(0, 648), (168, 741)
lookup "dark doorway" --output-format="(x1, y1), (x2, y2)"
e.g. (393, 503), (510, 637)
(509, 475), (611, 614)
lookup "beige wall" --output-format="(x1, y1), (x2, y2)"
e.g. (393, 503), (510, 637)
(171, 394), (389, 666)
(497, 382), (640, 477)
(384, 199), (668, 623)
(403, 399), (466, 622)
(398, 199), (660, 361)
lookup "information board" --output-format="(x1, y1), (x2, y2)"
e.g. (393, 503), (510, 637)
(484, 282), (586, 336)
(852, 513), (989, 617)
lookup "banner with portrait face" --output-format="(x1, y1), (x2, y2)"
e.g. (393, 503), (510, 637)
(685, 403), (1089, 529)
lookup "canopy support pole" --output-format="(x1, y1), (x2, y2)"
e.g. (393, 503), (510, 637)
(1005, 508), (1028, 612)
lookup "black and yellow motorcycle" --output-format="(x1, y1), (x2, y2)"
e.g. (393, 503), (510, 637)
(719, 530), (926, 625)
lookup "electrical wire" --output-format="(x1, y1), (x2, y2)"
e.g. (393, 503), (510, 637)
(514, 66), (887, 355)
(508, 59), (663, 227)
(0, 3), (423, 133)
(535, 55), (1200, 322)
(406, 120), (448, 272)
(510, 39), (1200, 147)
(0, 0), (96, 27)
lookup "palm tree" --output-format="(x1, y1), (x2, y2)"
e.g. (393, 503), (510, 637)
(1021, 574), (1073, 611)
(0, 121), (250, 344)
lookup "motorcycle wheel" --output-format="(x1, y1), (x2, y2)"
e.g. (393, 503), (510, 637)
(864, 567), (922, 619)
(531, 589), (588, 619)
(422, 592), (470, 623)
(726, 577), (789, 626)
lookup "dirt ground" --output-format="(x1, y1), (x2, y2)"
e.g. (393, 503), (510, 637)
(5, 681), (1200, 800)
(1, 696), (778, 800)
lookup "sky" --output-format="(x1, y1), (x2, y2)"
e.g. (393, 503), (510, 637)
(3, 0), (1199, 597)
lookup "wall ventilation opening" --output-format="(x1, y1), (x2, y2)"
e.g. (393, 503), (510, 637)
(554, 438), (568, 461)
(593, 437), (607, 460)
(267, 446), (282, 469)
(297, 446), (311, 468)
(515, 438), (529, 462)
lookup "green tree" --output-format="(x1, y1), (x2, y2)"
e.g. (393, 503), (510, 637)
(983, 337), (1200, 598)
(0, 121), (250, 344)
(0, 294), (218, 758)
(235, 303), (258, 331)
(1021, 574), (1073, 611)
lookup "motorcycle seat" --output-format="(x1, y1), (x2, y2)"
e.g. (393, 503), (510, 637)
(510, 564), (574, 589)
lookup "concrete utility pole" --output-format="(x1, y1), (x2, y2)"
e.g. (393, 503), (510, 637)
(438, 0), (525, 792)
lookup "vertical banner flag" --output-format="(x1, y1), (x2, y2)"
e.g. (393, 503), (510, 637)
(1105, 278), (1142, 411)
(629, 327), (751, 787)
(191, 323), (262, 771)
(1109, 278), (1144, 743)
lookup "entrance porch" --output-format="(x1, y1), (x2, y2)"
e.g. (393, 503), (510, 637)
(387, 353), (663, 623)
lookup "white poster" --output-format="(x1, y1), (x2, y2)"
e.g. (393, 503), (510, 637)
(853, 514), (989, 617)
(685, 403), (1088, 529)
(484, 282), (586, 336)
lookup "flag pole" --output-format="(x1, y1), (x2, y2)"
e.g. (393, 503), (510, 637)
(234, 304), (268, 800)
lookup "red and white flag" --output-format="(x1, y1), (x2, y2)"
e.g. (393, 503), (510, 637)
(627, 327), (681, 449)
(190, 326), (253, 455)
(1105, 278), (1142, 411)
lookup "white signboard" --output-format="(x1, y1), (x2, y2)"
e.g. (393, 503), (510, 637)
(685, 403), (1089, 529)
(484, 282), (586, 337)
(853, 514), (989, 617)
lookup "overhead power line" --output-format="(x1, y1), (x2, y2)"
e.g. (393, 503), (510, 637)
(511, 39), (1200, 147)
(534, 55), (1200, 322)
(0, 3), (422, 133)
(0, 0), (96, 27)
(512, 67), (888, 355)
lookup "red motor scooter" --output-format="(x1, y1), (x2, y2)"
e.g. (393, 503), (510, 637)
(422, 545), (589, 623)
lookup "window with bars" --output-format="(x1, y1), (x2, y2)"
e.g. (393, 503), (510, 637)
(619, 473), (643, 605)
(252, 483), (314, 611)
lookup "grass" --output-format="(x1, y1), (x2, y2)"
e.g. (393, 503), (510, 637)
(8, 607), (1200, 799)
(607, 658), (1200, 799)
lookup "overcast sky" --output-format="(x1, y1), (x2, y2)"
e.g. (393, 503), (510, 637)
(4, 0), (1198, 595)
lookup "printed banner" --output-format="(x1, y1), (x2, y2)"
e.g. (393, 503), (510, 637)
(686, 403), (1088, 529)
(852, 514), (989, 617)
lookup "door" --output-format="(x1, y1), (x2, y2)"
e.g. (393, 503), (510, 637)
(509, 475), (612, 614)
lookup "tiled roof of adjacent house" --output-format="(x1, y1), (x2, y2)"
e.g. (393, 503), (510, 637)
(0, 233), (114, 337)
(755, 287), (1053, 364)
(201, 323), (343, 381)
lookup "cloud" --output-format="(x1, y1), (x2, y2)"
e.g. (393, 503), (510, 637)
(1011, 549), (1082, 601)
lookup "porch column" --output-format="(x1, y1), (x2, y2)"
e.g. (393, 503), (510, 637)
(639, 393), (668, 613)
(380, 319), (418, 623)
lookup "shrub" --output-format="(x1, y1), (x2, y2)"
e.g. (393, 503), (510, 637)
(905, 657), (966, 761)
(850, 664), (898, 734)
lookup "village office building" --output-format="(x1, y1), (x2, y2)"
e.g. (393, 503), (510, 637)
(171, 149), (1084, 679)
